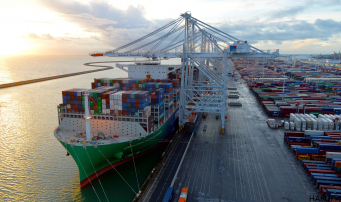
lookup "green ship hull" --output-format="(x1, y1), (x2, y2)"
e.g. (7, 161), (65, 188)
(58, 109), (179, 188)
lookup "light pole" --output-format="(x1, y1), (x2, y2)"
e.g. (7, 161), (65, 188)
(282, 68), (286, 100)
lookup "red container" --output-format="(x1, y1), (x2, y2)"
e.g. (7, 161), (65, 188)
(303, 163), (317, 169)
(319, 185), (341, 194)
(308, 169), (336, 176)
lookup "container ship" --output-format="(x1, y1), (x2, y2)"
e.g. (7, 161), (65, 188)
(54, 60), (193, 188)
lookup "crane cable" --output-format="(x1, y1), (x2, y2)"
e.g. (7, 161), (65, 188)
(73, 147), (102, 202)
(150, 18), (185, 52)
(97, 148), (138, 195)
(85, 149), (110, 202)
(129, 141), (140, 192)
(65, 143), (75, 202)
(128, 25), (185, 53)
(112, 17), (183, 53)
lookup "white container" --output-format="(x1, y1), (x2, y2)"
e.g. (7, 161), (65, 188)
(118, 106), (122, 110)
(294, 117), (302, 131)
(285, 122), (290, 130)
(309, 114), (317, 119)
(304, 130), (324, 136)
(311, 119), (317, 130)
(290, 122), (295, 130)
(326, 152), (341, 160)
(300, 117), (306, 131)
(320, 118), (329, 130)
(304, 117), (313, 130)
(114, 105), (118, 109)
(317, 119), (323, 130)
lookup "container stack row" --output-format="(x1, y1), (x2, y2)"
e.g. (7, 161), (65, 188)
(251, 83), (341, 117)
(285, 113), (341, 132)
(284, 130), (341, 200)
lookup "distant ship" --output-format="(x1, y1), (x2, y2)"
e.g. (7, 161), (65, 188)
(54, 60), (191, 188)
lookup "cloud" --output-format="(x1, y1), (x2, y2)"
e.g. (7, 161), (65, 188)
(33, 0), (341, 54)
(269, 6), (306, 19)
(39, 1), (151, 30)
(217, 19), (341, 45)
(37, 1), (180, 50)
(24, 33), (55, 40)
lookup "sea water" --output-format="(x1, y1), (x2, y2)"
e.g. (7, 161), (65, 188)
(0, 55), (178, 202)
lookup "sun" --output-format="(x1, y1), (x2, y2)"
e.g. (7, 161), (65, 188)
(0, 6), (34, 55)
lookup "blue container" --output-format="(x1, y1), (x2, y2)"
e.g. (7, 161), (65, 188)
(288, 137), (309, 143)
(313, 176), (341, 184)
(316, 180), (341, 188)
(296, 148), (319, 154)
(310, 136), (331, 140)
(306, 166), (331, 172)
(311, 173), (338, 180)
(319, 144), (341, 151)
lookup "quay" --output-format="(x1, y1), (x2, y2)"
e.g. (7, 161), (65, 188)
(138, 73), (318, 202)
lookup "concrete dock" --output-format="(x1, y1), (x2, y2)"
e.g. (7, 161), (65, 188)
(140, 74), (319, 202)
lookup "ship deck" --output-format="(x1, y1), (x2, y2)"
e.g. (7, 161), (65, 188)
(140, 74), (319, 202)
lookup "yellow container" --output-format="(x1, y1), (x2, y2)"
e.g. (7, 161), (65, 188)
(298, 155), (310, 160)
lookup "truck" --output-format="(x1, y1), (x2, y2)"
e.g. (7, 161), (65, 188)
(216, 114), (219, 120)
(266, 119), (279, 129)
(203, 112), (207, 119)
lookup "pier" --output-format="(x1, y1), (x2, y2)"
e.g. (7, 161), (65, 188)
(0, 61), (135, 89)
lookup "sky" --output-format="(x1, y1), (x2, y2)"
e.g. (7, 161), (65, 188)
(0, 0), (340, 55)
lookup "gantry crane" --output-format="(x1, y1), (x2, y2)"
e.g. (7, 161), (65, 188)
(90, 12), (280, 133)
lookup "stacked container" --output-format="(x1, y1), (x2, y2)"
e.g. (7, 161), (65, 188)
(122, 91), (151, 116)
(151, 88), (165, 124)
(62, 88), (87, 113)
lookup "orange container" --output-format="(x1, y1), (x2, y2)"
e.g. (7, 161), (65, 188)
(181, 188), (188, 195)
(178, 198), (185, 202)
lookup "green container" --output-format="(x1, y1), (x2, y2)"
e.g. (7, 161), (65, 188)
(100, 79), (104, 83)
(308, 112), (321, 115)
(98, 106), (102, 110)
(97, 97), (101, 102)
(93, 92), (97, 97)
(98, 102), (102, 106)
(94, 110), (98, 114)
(136, 80), (139, 84)
(90, 101), (94, 106)
(142, 83), (146, 88)
(82, 96), (85, 101)
(110, 80), (113, 83)
(82, 106), (85, 110)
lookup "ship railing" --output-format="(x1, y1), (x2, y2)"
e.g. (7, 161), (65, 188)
(58, 110), (151, 122)
(134, 60), (161, 65)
